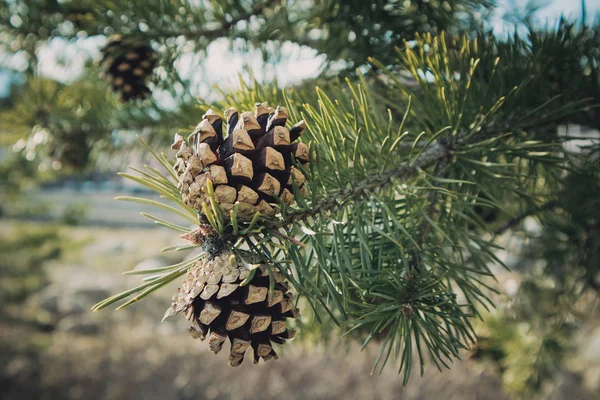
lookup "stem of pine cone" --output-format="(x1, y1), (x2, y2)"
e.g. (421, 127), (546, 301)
(272, 141), (451, 231)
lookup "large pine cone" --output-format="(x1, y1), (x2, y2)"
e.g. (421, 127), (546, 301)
(172, 103), (310, 221)
(166, 251), (298, 366)
(100, 35), (155, 101)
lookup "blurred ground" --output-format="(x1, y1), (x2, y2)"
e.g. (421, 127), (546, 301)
(1, 217), (599, 400)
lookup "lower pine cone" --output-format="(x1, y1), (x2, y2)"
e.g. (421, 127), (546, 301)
(165, 251), (299, 366)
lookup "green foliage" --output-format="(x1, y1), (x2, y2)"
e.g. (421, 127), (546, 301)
(0, 74), (115, 169)
(0, 71), (203, 170)
(474, 308), (572, 396)
(0, 0), (499, 150)
(530, 157), (600, 293)
(371, 27), (597, 237)
(473, 20), (600, 130)
(1, 0), (295, 90)
(472, 155), (599, 396)
(0, 151), (39, 213)
(1, 0), (599, 390)
(1, 1), (493, 75)
(247, 0), (495, 70)
(60, 202), (90, 226)
(92, 27), (600, 383)
(0, 226), (63, 305)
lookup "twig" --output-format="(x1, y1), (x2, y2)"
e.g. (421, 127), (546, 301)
(408, 148), (452, 272)
(462, 200), (560, 269)
(272, 141), (451, 230)
(269, 229), (306, 247)
(491, 200), (559, 237)
(147, 0), (280, 40)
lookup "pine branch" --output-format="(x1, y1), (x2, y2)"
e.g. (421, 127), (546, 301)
(461, 200), (561, 269)
(272, 141), (451, 231)
(88, 27), (599, 381)
(491, 200), (560, 237)
(145, 0), (281, 40)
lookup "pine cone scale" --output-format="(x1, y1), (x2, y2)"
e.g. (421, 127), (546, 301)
(174, 102), (308, 221)
(168, 251), (298, 366)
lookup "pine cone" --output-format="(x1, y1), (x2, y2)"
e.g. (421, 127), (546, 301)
(100, 35), (156, 101)
(166, 251), (299, 366)
(173, 103), (310, 222)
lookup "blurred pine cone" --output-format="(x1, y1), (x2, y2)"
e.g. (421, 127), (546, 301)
(173, 102), (310, 222)
(165, 250), (298, 366)
(100, 35), (155, 101)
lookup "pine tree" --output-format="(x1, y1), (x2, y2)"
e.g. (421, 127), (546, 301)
(1, 0), (599, 394)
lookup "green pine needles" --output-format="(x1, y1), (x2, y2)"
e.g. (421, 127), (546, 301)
(93, 32), (595, 383)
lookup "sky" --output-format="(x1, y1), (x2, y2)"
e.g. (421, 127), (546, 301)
(5, 0), (600, 100)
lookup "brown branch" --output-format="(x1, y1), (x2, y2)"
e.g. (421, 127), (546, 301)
(461, 200), (561, 269)
(269, 229), (306, 247)
(491, 200), (560, 237)
(271, 141), (451, 230)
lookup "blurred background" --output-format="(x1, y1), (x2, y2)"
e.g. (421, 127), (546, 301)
(1, 0), (600, 399)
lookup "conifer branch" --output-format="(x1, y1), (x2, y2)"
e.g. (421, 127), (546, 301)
(145, 0), (281, 40)
(273, 141), (451, 230)
(491, 200), (560, 236)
